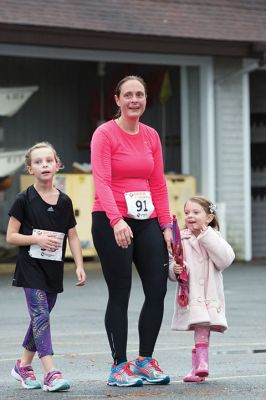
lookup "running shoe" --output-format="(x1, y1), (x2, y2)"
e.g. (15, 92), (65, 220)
(108, 361), (143, 387)
(11, 359), (41, 389)
(43, 369), (70, 392)
(132, 357), (170, 384)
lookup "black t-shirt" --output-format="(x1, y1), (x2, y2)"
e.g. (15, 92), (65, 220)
(9, 185), (76, 293)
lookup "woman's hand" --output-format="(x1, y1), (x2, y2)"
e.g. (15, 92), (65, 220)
(113, 219), (133, 248)
(163, 227), (173, 252)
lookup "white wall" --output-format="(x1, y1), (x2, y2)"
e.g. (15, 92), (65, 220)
(214, 58), (251, 261)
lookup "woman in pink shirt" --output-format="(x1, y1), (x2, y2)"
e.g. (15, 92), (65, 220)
(91, 75), (172, 387)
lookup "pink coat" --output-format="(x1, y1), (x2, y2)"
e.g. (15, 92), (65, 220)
(169, 227), (235, 333)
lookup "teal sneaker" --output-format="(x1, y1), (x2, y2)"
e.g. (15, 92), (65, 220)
(11, 359), (41, 389)
(108, 361), (143, 387)
(132, 357), (170, 384)
(43, 369), (70, 392)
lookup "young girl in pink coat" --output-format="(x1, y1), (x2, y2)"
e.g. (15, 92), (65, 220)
(169, 196), (235, 382)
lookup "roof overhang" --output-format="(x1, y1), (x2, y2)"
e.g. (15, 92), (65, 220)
(0, 22), (259, 59)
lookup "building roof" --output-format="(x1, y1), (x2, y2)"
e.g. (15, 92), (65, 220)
(1, 1), (266, 57)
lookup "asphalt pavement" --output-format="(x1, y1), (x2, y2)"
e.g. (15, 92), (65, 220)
(0, 260), (266, 399)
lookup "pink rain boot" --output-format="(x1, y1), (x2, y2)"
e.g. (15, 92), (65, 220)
(183, 349), (205, 383)
(195, 344), (209, 378)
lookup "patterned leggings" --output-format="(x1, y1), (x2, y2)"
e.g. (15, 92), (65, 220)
(23, 288), (57, 358)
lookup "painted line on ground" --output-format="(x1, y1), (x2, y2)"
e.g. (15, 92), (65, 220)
(171, 373), (266, 383)
(1, 342), (266, 362)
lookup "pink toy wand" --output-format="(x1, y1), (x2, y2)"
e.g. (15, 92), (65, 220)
(172, 215), (189, 307)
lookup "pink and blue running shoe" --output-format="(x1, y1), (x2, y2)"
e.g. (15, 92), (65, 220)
(11, 359), (41, 389)
(132, 357), (170, 384)
(43, 369), (70, 392)
(108, 361), (143, 387)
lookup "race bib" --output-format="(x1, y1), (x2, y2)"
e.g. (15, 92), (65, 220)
(29, 229), (65, 262)
(124, 191), (154, 220)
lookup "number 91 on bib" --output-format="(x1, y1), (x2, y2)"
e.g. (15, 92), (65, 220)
(124, 191), (155, 220)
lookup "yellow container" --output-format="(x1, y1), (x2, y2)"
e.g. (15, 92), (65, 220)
(165, 174), (196, 228)
(20, 174), (96, 258)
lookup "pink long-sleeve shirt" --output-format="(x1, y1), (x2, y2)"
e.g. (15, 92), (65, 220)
(91, 119), (171, 228)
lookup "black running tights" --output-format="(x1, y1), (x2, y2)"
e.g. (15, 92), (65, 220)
(91, 212), (169, 365)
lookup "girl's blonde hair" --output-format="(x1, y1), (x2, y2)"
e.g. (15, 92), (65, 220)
(25, 141), (63, 170)
(185, 195), (220, 230)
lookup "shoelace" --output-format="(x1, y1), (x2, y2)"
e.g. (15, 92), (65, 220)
(148, 358), (163, 372)
(117, 362), (135, 376)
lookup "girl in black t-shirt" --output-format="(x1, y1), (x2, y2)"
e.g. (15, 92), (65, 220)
(6, 142), (86, 392)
